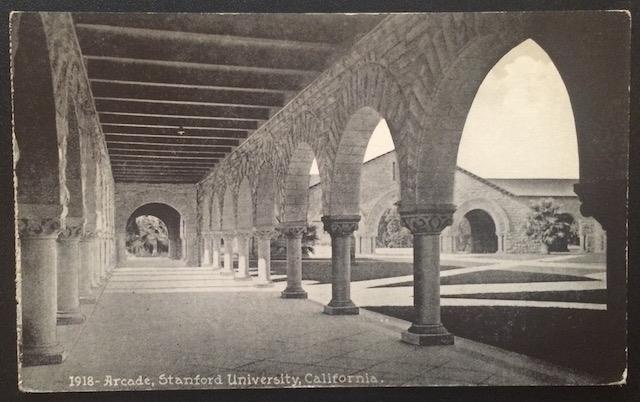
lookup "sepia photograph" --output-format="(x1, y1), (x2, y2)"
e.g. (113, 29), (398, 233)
(10, 9), (630, 393)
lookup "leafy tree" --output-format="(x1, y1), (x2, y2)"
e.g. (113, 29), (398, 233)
(524, 199), (575, 253)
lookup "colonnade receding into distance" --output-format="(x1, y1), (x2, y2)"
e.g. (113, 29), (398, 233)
(12, 11), (628, 377)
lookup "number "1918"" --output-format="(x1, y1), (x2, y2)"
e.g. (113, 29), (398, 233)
(69, 376), (95, 387)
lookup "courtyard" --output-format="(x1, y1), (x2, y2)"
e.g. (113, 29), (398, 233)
(20, 251), (608, 391)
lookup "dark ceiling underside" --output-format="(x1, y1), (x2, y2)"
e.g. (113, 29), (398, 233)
(72, 13), (384, 183)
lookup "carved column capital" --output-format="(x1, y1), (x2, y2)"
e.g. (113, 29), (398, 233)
(234, 230), (253, 241)
(574, 180), (627, 231)
(278, 221), (307, 239)
(82, 230), (98, 240)
(400, 205), (456, 235)
(321, 215), (360, 237)
(17, 218), (62, 239)
(253, 226), (278, 240)
(58, 222), (84, 241)
(221, 231), (235, 241)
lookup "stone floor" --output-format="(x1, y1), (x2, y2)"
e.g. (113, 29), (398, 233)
(20, 259), (599, 392)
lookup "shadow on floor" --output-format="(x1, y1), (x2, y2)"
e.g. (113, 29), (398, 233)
(363, 305), (623, 382)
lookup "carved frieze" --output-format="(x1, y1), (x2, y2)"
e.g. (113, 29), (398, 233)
(17, 218), (61, 238)
(400, 205), (456, 235)
(321, 215), (360, 237)
(278, 222), (307, 239)
(253, 227), (279, 241)
(58, 221), (83, 240)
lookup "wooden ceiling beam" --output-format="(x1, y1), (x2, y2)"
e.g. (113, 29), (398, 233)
(104, 133), (240, 146)
(91, 79), (295, 96)
(109, 150), (221, 160)
(91, 81), (285, 108)
(108, 148), (227, 157)
(100, 115), (256, 131)
(85, 56), (308, 91)
(95, 97), (270, 120)
(106, 140), (234, 149)
(75, 23), (337, 52)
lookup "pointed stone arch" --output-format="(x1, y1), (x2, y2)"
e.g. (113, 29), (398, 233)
(281, 141), (317, 224)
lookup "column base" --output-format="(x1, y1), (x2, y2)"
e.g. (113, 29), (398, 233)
(233, 275), (252, 281)
(401, 324), (454, 346)
(323, 304), (359, 315)
(281, 289), (308, 299)
(57, 311), (85, 325)
(22, 344), (66, 366)
(80, 296), (97, 304)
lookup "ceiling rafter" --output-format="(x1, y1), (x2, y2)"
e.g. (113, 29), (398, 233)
(72, 14), (382, 183)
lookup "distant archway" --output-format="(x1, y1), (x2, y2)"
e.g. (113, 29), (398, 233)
(459, 209), (498, 254)
(125, 203), (183, 259)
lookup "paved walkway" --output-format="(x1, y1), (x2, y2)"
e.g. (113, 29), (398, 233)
(20, 261), (597, 391)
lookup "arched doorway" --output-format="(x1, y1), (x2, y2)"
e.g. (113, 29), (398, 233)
(459, 209), (498, 254)
(125, 203), (183, 260)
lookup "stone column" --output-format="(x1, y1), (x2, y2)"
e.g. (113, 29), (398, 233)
(79, 232), (96, 304)
(93, 231), (104, 283)
(56, 220), (85, 325)
(106, 236), (113, 272)
(100, 235), (107, 280)
(321, 215), (360, 315)
(200, 232), (210, 267)
(254, 227), (277, 286)
(18, 218), (66, 365)
(211, 232), (221, 269)
(280, 222), (307, 299)
(88, 233), (100, 289)
(220, 233), (235, 276)
(116, 232), (127, 264)
(109, 235), (116, 270)
(102, 237), (109, 276)
(399, 206), (455, 346)
(497, 234), (505, 254)
(234, 231), (252, 280)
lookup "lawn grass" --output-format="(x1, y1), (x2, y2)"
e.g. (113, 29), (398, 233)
(442, 289), (607, 304)
(364, 305), (621, 381)
(270, 259), (465, 284)
(463, 253), (554, 260)
(560, 253), (607, 264)
(371, 269), (594, 288)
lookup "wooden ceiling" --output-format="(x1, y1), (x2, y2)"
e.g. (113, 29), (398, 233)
(72, 13), (384, 183)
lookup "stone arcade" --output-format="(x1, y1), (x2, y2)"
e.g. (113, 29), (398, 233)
(12, 12), (628, 377)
